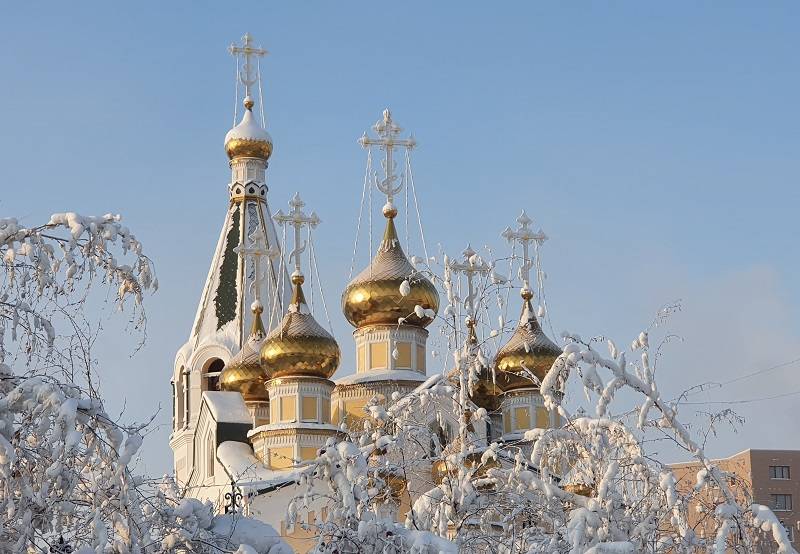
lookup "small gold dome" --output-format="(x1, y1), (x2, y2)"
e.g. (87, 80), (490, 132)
(261, 277), (340, 379)
(456, 370), (504, 412)
(342, 214), (439, 328)
(495, 291), (561, 391)
(224, 97), (273, 160)
(431, 436), (499, 486)
(219, 305), (268, 402)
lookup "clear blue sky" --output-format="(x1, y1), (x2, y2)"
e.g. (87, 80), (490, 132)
(2, 3), (798, 473)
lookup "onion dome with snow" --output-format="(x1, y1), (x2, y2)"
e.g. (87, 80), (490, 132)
(224, 97), (273, 160)
(494, 289), (562, 390)
(261, 275), (340, 379)
(219, 303), (269, 401)
(342, 205), (439, 328)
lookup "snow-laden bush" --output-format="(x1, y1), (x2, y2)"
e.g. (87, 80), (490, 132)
(287, 245), (797, 554)
(0, 212), (289, 553)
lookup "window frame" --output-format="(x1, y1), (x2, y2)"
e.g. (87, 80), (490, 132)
(771, 493), (792, 512)
(770, 465), (791, 480)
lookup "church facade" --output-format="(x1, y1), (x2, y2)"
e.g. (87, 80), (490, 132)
(169, 34), (563, 552)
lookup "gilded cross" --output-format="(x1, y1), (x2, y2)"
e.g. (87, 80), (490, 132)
(273, 193), (320, 278)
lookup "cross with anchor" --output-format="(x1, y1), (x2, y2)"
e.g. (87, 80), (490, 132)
(229, 33), (268, 99)
(501, 211), (547, 292)
(358, 109), (416, 209)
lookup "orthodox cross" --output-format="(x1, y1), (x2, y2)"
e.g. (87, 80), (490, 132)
(358, 109), (416, 208)
(229, 33), (268, 99)
(501, 211), (547, 291)
(449, 245), (491, 345)
(234, 226), (276, 309)
(273, 193), (320, 278)
(449, 245), (491, 320)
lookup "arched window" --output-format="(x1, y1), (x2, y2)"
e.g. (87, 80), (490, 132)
(175, 367), (186, 430)
(202, 358), (225, 392)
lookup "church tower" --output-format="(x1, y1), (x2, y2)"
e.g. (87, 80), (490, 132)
(170, 34), (290, 482)
(248, 194), (342, 469)
(332, 110), (440, 428)
(494, 212), (562, 438)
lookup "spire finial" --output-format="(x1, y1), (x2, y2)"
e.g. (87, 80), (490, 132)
(501, 211), (547, 296)
(273, 193), (320, 297)
(229, 33), (268, 100)
(358, 109), (416, 216)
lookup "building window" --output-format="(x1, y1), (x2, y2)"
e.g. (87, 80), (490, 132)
(770, 466), (791, 480)
(203, 358), (224, 392)
(503, 411), (511, 434)
(771, 494), (792, 511)
(321, 401), (331, 424)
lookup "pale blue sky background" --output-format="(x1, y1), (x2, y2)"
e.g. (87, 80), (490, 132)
(1, 3), (798, 474)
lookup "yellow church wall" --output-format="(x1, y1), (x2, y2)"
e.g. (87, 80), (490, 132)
(514, 406), (530, 431)
(280, 396), (296, 422)
(416, 344), (426, 371)
(300, 446), (318, 461)
(536, 407), (550, 428)
(270, 446), (294, 470)
(301, 396), (317, 421)
(357, 345), (366, 372)
(395, 342), (412, 369)
(370, 342), (388, 369)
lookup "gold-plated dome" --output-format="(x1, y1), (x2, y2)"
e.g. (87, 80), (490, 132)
(219, 304), (268, 402)
(224, 97), (273, 161)
(342, 212), (439, 328)
(495, 291), (562, 391)
(431, 435), (499, 486)
(261, 276), (340, 379)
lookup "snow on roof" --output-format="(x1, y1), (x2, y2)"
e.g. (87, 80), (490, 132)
(210, 511), (292, 554)
(203, 391), (251, 424)
(334, 369), (427, 386)
(217, 441), (299, 489)
(224, 105), (272, 145)
(248, 422), (339, 437)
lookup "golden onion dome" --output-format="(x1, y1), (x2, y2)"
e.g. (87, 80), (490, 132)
(342, 208), (439, 328)
(495, 290), (562, 391)
(261, 276), (340, 379)
(224, 97), (273, 160)
(219, 303), (269, 402)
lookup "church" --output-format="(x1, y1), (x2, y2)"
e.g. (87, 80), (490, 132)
(169, 34), (564, 552)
